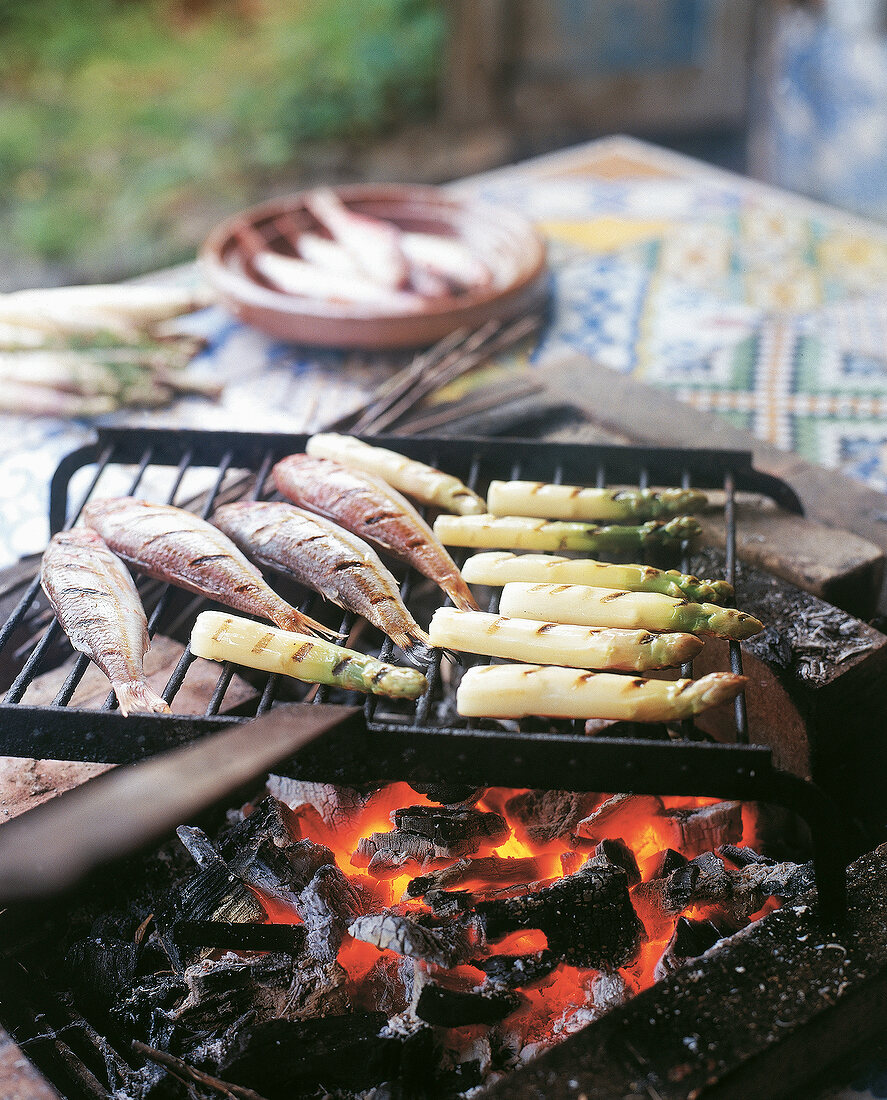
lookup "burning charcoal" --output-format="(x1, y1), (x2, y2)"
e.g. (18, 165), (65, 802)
(660, 801), (743, 859)
(171, 920), (307, 955)
(473, 950), (557, 990)
(505, 789), (601, 844)
(476, 861), (643, 969)
(591, 967), (630, 1014)
(595, 839), (641, 887)
(425, 889), (475, 916)
(653, 916), (725, 982)
(655, 853), (816, 922)
(365, 848), (423, 879)
(66, 936), (139, 1006)
(110, 972), (189, 1049)
(405, 855), (545, 899)
(218, 1013), (400, 1099)
(393, 805), (509, 855)
(356, 954), (411, 1017)
(354, 829), (439, 869)
(267, 775), (378, 830)
(649, 848), (688, 879)
(573, 793), (664, 841)
(218, 797), (334, 908)
(297, 863), (363, 963)
(409, 781), (484, 806)
(560, 851), (584, 876)
(348, 912), (476, 968)
(718, 844), (778, 869)
(415, 982), (523, 1027)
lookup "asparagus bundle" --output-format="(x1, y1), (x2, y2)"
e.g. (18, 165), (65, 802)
(307, 433), (486, 515)
(500, 582), (763, 640)
(456, 664), (746, 721)
(429, 608), (703, 671)
(487, 481), (707, 522)
(433, 513), (701, 554)
(460, 551), (733, 604)
(190, 611), (427, 700)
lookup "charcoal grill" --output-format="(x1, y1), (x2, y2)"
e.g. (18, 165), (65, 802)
(0, 427), (847, 921)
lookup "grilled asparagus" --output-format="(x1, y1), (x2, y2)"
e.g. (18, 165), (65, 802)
(429, 608), (703, 670)
(456, 664), (746, 721)
(434, 514), (701, 553)
(190, 611), (427, 700)
(460, 551), (733, 604)
(499, 582), (763, 640)
(487, 481), (707, 521)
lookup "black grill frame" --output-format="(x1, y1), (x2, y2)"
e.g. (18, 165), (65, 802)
(0, 427), (845, 920)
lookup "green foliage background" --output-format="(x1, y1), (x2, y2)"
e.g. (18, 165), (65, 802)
(0, 0), (445, 279)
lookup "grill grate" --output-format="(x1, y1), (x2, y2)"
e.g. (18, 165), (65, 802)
(0, 427), (846, 922)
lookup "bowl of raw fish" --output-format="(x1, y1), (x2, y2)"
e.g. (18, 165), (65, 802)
(200, 183), (548, 349)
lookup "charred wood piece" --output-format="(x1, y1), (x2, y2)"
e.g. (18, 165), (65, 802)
(595, 839), (641, 886)
(354, 829), (440, 869)
(219, 797), (334, 907)
(591, 967), (631, 1014)
(266, 776), (378, 831)
(718, 844), (778, 868)
(653, 916), (725, 982)
(573, 793), (665, 841)
(365, 848), (424, 879)
(409, 782), (484, 806)
(650, 852), (816, 922)
(415, 982), (523, 1027)
(65, 936), (139, 1007)
(218, 1013), (400, 1099)
(649, 848), (689, 879)
(661, 801), (743, 859)
(393, 805), (509, 855)
(505, 789), (601, 844)
(171, 920), (307, 954)
(476, 862), (643, 969)
(348, 912), (476, 968)
(110, 972), (189, 1051)
(297, 863), (364, 963)
(425, 889), (476, 916)
(405, 855), (545, 899)
(172, 952), (349, 1035)
(474, 950), (558, 990)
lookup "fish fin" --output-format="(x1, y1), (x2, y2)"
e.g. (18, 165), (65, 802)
(449, 590), (481, 612)
(394, 628), (437, 668)
(284, 610), (344, 641)
(114, 680), (171, 717)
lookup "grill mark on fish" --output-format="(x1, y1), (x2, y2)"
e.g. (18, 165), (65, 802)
(330, 559), (363, 573)
(188, 554), (231, 567)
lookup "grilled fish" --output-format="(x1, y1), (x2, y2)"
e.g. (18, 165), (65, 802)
(83, 497), (337, 638)
(212, 500), (434, 664)
(40, 527), (170, 716)
(272, 454), (479, 612)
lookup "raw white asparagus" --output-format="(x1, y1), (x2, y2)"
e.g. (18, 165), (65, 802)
(306, 434), (486, 515)
(253, 251), (424, 311)
(499, 582), (763, 640)
(190, 611), (427, 699)
(487, 481), (707, 521)
(429, 608), (703, 671)
(455, 664), (746, 721)
(460, 551), (733, 604)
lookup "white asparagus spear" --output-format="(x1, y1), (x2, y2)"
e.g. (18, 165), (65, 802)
(190, 611), (427, 700)
(297, 231), (362, 275)
(434, 513), (701, 553)
(306, 433), (486, 515)
(0, 284), (213, 336)
(456, 664), (746, 721)
(400, 231), (493, 289)
(487, 481), (707, 521)
(429, 608), (703, 671)
(460, 551), (734, 604)
(252, 251), (424, 312)
(499, 582), (763, 640)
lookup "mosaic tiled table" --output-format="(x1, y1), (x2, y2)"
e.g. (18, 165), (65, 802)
(5, 134), (887, 567)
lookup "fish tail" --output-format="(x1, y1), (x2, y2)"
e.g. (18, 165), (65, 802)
(113, 680), (171, 717)
(395, 626), (436, 667)
(449, 587), (480, 612)
(280, 609), (343, 640)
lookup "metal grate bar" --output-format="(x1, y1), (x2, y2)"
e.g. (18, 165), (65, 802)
(724, 471), (749, 743)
